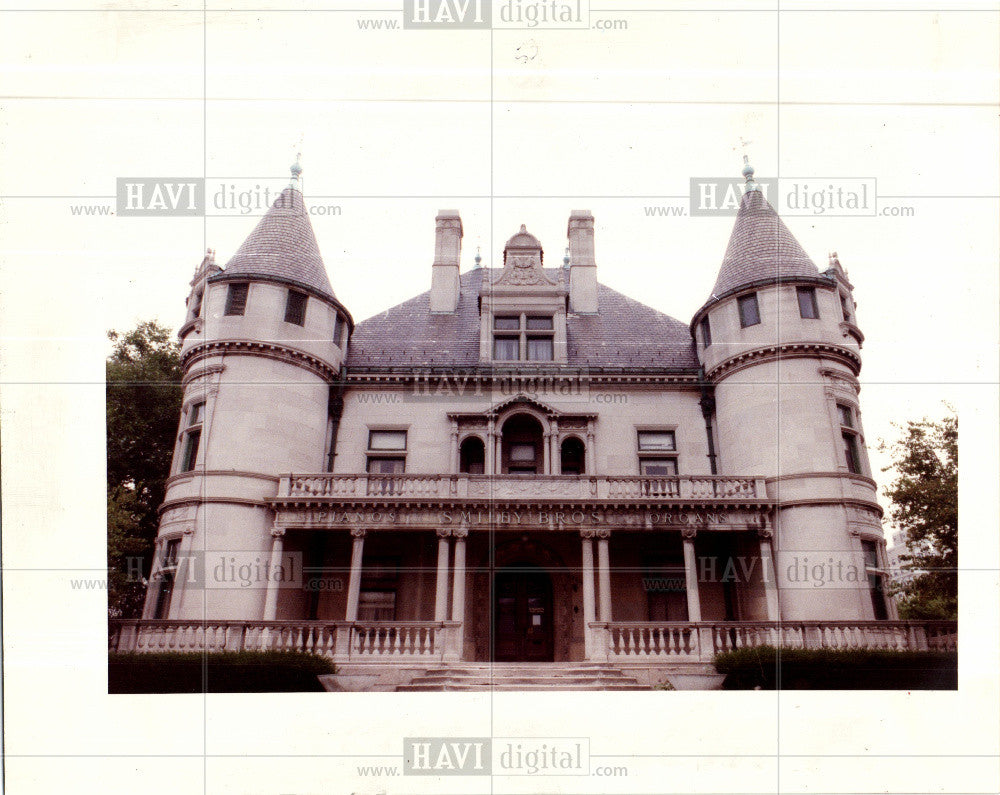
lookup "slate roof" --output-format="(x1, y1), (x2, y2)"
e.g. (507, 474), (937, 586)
(711, 189), (819, 297)
(346, 269), (699, 371)
(209, 187), (338, 303)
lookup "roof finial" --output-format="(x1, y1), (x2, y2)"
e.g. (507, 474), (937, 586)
(741, 154), (759, 192)
(474, 246), (482, 268)
(289, 152), (303, 189)
(563, 246), (571, 268)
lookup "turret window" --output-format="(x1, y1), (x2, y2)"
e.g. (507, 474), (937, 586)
(837, 403), (863, 474)
(737, 293), (761, 327)
(797, 287), (819, 319)
(840, 292), (853, 323)
(179, 401), (205, 473)
(284, 290), (308, 326)
(224, 283), (249, 316)
(333, 314), (346, 347)
(699, 316), (712, 347)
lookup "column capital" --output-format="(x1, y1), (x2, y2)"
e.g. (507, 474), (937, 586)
(270, 527), (286, 539)
(436, 528), (452, 539)
(681, 527), (698, 540)
(595, 528), (611, 540)
(757, 527), (774, 540)
(579, 528), (597, 540)
(453, 526), (469, 539)
(183, 526), (195, 536)
(350, 528), (367, 539)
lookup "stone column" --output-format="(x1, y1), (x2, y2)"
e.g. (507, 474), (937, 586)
(585, 419), (596, 475)
(141, 538), (164, 619)
(451, 526), (468, 657)
(449, 421), (459, 474)
(580, 530), (597, 658)
(486, 417), (495, 475)
(596, 529), (612, 622)
(550, 421), (561, 475)
(263, 528), (286, 621)
(542, 430), (552, 475)
(758, 522), (781, 622)
(344, 528), (366, 622)
(434, 528), (451, 621)
(682, 527), (702, 622)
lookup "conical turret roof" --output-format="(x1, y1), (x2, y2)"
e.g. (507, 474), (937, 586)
(214, 186), (337, 302)
(710, 189), (818, 297)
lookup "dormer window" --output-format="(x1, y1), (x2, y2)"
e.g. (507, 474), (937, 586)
(492, 314), (554, 362)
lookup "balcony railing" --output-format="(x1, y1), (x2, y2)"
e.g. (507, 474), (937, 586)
(591, 620), (958, 662)
(277, 473), (769, 502)
(108, 619), (463, 662)
(110, 619), (955, 664)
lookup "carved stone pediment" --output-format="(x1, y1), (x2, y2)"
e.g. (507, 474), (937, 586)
(491, 225), (558, 288)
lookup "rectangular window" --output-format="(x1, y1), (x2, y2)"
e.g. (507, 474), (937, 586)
(333, 314), (345, 346)
(224, 283), (249, 316)
(842, 431), (861, 474)
(181, 428), (201, 472)
(638, 430), (676, 452)
(189, 401), (205, 426)
(526, 316), (554, 330)
(494, 316), (520, 330)
(840, 293), (852, 322)
(191, 290), (203, 319)
(358, 590), (397, 622)
(368, 430), (407, 450)
(738, 293), (761, 327)
(493, 337), (520, 361)
(510, 443), (536, 462)
(699, 316), (712, 347)
(526, 337), (554, 361)
(862, 540), (889, 620)
(837, 404), (854, 429)
(163, 538), (181, 568)
(284, 290), (307, 325)
(797, 287), (819, 319)
(640, 458), (678, 476)
(153, 572), (174, 619)
(367, 457), (405, 474)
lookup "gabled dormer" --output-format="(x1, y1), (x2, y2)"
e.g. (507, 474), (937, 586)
(479, 225), (568, 364)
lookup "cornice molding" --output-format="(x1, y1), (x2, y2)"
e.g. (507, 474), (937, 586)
(707, 342), (862, 381)
(182, 338), (340, 381)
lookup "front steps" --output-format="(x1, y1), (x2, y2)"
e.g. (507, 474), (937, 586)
(396, 662), (648, 691)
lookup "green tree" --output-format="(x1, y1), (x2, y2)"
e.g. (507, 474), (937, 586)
(879, 410), (957, 620)
(106, 321), (182, 618)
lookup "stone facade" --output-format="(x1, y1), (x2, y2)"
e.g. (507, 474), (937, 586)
(138, 164), (900, 671)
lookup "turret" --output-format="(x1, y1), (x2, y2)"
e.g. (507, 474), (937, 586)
(691, 158), (891, 622)
(144, 158), (353, 622)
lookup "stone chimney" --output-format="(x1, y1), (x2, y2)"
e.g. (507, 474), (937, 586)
(429, 209), (463, 313)
(567, 210), (597, 313)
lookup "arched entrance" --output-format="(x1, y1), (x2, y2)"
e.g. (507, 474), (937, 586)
(493, 565), (554, 662)
(500, 413), (544, 474)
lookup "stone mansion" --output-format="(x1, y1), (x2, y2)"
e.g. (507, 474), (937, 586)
(110, 160), (955, 690)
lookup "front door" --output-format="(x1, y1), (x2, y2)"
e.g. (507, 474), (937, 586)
(493, 569), (554, 662)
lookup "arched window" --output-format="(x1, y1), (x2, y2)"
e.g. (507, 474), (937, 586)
(459, 436), (485, 474)
(560, 436), (586, 475)
(500, 414), (544, 474)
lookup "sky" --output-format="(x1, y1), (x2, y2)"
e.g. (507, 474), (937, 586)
(1, 2), (997, 513)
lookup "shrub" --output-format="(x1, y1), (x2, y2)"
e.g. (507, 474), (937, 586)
(108, 651), (336, 693)
(713, 646), (957, 690)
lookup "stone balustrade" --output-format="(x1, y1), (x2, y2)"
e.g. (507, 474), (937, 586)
(278, 473), (769, 503)
(109, 619), (463, 662)
(591, 620), (957, 662)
